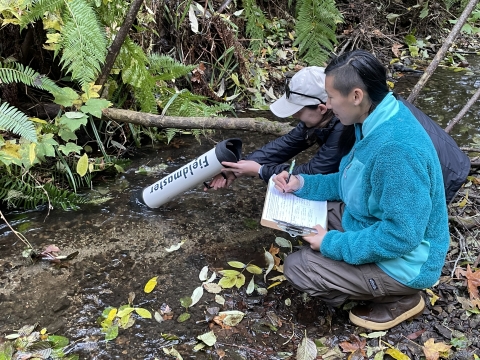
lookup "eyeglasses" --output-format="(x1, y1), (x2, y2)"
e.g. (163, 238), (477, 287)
(285, 77), (325, 104)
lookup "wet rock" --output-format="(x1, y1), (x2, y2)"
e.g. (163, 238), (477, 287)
(469, 316), (480, 329)
(434, 324), (451, 339)
(53, 297), (71, 312)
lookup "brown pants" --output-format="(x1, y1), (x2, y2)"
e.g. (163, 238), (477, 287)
(283, 202), (419, 306)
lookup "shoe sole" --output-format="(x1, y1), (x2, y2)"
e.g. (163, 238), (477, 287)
(349, 295), (425, 331)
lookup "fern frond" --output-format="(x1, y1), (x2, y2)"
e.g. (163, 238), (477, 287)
(0, 102), (37, 143)
(132, 84), (158, 114)
(157, 88), (233, 117)
(0, 174), (88, 210)
(149, 54), (196, 81)
(243, 0), (268, 52)
(117, 37), (150, 88)
(19, 0), (64, 26)
(59, 0), (107, 87)
(0, 62), (64, 95)
(293, 0), (342, 66)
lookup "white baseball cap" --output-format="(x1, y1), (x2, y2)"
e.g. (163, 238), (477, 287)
(270, 66), (327, 118)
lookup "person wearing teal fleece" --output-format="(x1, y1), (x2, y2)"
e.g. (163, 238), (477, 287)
(272, 50), (450, 331)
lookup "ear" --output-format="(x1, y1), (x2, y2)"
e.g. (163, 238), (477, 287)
(351, 88), (364, 106)
(318, 103), (329, 114)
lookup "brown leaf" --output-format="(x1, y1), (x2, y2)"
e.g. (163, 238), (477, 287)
(339, 335), (366, 357)
(422, 338), (451, 360)
(268, 244), (281, 267)
(465, 265), (480, 299)
(407, 328), (426, 340)
(392, 43), (403, 57)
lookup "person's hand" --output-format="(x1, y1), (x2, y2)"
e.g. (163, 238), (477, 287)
(302, 225), (327, 251)
(203, 172), (236, 191)
(272, 171), (301, 193)
(221, 160), (261, 178)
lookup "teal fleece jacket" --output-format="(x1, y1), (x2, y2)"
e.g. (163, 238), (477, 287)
(295, 93), (450, 289)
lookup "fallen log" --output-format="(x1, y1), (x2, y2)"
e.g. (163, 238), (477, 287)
(102, 108), (294, 136)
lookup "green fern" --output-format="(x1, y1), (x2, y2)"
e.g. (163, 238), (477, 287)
(293, 0), (342, 66)
(0, 62), (64, 95)
(149, 54), (196, 81)
(157, 88), (233, 117)
(21, 0), (107, 87)
(0, 175), (88, 210)
(243, 0), (268, 53)
(0, 103), (37, 143)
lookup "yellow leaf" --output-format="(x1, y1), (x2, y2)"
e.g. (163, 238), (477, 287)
(426, 289), (439, 306)
(219, 269), (240, 277)
(246, 264), (263, 274)
(45, 33), (62, 44)
(76, 153), (89, 176)
(267, 281), (282, 289)
(107, 308), (117, 321)
(135, 308), (152, 319)
(2, 141), (21, 159)
(29, 143), (36, 165)
(231, 73), (240, 87)
(235, 273), (245, 288)
(29, 117), (48, 124)
(457, 195), (468, 208)
(385, 348), (410, 360)
(144, 276), (158, 293)
(227, 261), (245, 269)
(422, 338), (451, 360)
(40, 328), (47, 335)
(43, 18), (62, 31)
(218, 276), (236, 289)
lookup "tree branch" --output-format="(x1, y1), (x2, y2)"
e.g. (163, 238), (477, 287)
(102, 108), (294, 136)
(407, 0), (479, 104)
(96, 0), (144, 87)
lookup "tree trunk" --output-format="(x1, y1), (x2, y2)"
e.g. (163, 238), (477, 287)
(96, 0), (145, 87)
(102, 108), (294, 136)
(407, 0), (479, 104)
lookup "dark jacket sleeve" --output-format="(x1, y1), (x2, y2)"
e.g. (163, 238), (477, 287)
(246, 119), (345, 182)
(399, 97), (470, 203)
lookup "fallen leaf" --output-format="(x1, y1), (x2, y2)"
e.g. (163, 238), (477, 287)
(296, 334), (317, 360)
(385, 348), (410, 360)
(190, 286), (204, 307)
(392, 43), (403, 57)
(144, 276), (158, 293)
(165, 241), (185, 252)
(426, 289), (439, 305)
(422, 338), (451, 360)
(339, 335), (366, 357)
(406, 328), (426, 340)
(268, 244), (281, 267)
(197, 331), (217, 346)
(464, 265), (480, 299)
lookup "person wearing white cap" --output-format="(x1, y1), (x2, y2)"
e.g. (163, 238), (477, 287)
(204, 66), (355, 190)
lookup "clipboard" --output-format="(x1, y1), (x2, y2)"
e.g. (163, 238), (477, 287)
(260, 177), (327, 237)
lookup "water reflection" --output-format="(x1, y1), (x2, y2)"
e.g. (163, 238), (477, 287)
(393, 56), (480, 146)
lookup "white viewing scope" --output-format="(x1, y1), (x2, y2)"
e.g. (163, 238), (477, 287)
(139, 138), (243, 208)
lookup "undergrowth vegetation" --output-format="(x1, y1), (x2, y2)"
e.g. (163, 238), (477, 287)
(0, 0), (479, 210)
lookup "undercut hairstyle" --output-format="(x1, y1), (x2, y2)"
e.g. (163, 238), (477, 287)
(325, 50), (389, 108)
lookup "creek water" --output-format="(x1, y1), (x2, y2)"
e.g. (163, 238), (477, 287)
(0, 61), (479, 359)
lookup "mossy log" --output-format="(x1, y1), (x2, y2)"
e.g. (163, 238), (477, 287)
(102, 108), (293, 136)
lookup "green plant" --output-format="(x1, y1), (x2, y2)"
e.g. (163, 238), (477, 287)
(293, 0), (342, 66)
(1, 324), (79, 359)
(20, 0), (108, 88)
(243, 0), (269, 53)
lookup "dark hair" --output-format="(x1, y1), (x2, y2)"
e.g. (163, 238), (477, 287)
(325, 50), (389, 108)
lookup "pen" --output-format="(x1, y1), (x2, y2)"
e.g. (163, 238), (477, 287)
(286, 159), (295, 183)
